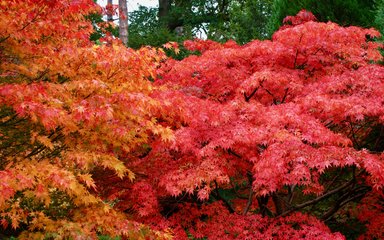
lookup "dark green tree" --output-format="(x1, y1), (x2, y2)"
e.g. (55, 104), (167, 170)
(222, 0), (273, 43)
(374, 0), (384, 34)
(267, 0), (377, 37)
(128, 6), (192, 49)
(129, 0), (273, 47)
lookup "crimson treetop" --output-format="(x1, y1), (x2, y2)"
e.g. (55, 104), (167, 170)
(106, 10), (384, 239)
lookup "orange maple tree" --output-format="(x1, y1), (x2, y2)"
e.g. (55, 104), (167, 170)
(1, 1), (384, 239)
(0, 0), (172, 239)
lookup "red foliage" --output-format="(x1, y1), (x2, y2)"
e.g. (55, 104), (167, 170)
(108, 10), (383, 239)
(355, 189), (384, 239)
(166, 202), (344, 239)
(283, 9), (317, 27)
(104, 3), (119, 17)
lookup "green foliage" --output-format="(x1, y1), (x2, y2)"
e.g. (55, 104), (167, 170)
(89, 1), (273, 48)
(86, 3), (119, 43)
(98, 235), (121, 240)
(327, 216), (367, 240)
(128, 6), (191, 49)
(374, 0), (384, 34)
(128, 1), (273, 47)
(87, 11), (104, 42)
(218, 0), (273, 43)
(267, 0), (377, 37)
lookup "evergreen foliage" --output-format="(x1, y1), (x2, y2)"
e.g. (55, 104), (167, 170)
(267, 0), (377, 37)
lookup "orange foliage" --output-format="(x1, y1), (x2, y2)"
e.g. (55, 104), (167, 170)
(0, 0), (171, 238)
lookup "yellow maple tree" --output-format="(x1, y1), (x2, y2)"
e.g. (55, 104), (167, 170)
(0, 0), (172, 238)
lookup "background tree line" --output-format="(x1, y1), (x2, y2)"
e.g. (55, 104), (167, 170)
(94, 0), (384, 48)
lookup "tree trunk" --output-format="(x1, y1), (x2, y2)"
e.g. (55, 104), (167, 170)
(107, 0), (113, 22)
(158, 0), (171, 20)
(118, 0), (128, 46)
(158, 0), (184, 31)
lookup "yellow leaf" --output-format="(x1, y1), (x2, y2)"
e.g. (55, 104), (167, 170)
(103, 204), (112, 213)
(36, 136), (54, 150)
(112, 44), (120, 51)
(78, 173), (97, 189)
(127, 169), (135, 181)
(160, 127), (174, 142)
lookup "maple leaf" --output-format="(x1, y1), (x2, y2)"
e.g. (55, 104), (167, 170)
(36, 135), (54, 150)
(163, 41), (180, 55)
(78, 174), (97, 190)
(283, 9), (317, 26)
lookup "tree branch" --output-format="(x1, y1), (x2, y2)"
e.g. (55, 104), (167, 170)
(243, 171), (254, 215)
(243, 87), (258, 102)
(243, 187), (254, 215)
(288, 184), (296, 204)
(213, 180), (235, 213)
(272, 192), (283, 215)
(293, 34), (304, 68)
(259, 81), (278, 104)
(280, 88), (289, 104)
(0, 35), (10, 43)
(322, 186), (371, 221)
(278, 179), (354, 217)
(228, 149), (242, 158)
(324, 168), (343, 192)
(257, 195), (270, 217)
(348, 121), (361, 149)
(229, 181), (248, 199)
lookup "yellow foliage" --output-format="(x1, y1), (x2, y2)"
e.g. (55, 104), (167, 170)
(0, 0), (173, 238)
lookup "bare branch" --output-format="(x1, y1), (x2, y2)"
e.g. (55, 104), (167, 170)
(280, 88), (289, 104)
(213, 180), (235, 213)
(244, 87), (258, 102)
(278, 179), (354, 217)
(243, 172), (254, 215)
(322, 186), (371, 221)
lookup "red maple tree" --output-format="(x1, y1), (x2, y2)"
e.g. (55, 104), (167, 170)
(98, 10), (384, 239)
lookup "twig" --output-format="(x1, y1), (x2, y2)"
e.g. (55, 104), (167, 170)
(243, 172), (254, 215)
(244, 87), (258, 102)
(280, 88), (289, 104)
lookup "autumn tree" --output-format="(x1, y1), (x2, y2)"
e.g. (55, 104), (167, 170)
(0, 0), (172, 239)
(96, 10), (384, 239)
